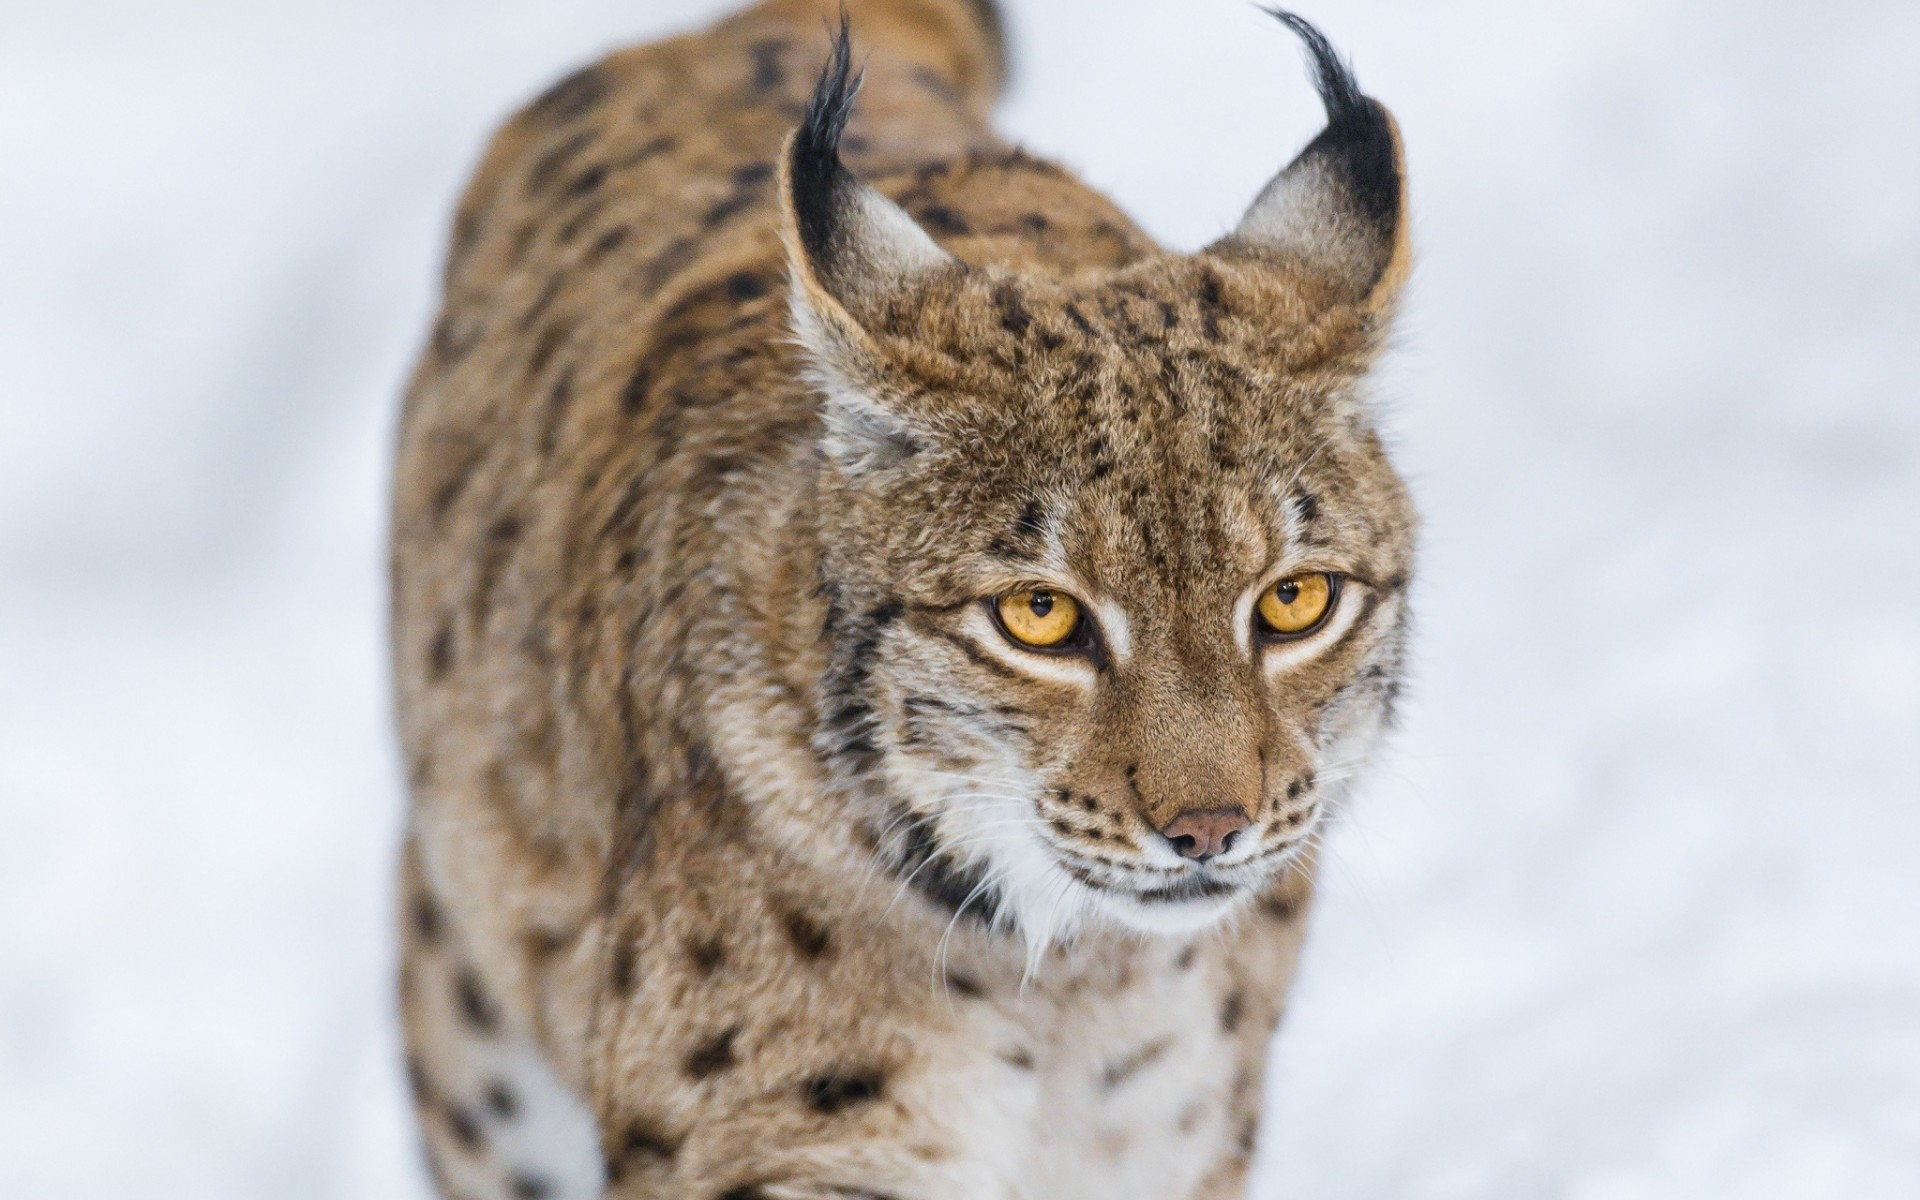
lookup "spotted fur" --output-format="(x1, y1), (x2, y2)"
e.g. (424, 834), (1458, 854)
(392, 1), (1415, 1196)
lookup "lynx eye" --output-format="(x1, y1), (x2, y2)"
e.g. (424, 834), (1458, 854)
(994, 588), (1083, 649)
(1257, 572), (1336, 637)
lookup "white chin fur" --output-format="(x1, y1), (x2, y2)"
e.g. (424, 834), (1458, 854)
(1090, 886), (1251, 935)
(999, 862), (1254, 942)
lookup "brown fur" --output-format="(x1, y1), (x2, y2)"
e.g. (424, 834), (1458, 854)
(392, 2), (1415, 1196)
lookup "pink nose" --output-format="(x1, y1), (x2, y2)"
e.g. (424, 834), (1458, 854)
(1157, 808), (1251, 863)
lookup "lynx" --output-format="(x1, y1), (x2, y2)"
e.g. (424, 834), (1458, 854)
(390, 1), (1415, 1197)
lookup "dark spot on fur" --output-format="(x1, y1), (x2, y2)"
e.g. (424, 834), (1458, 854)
(405, 1055), (431, 1104)
(557, 198), (604, 244)
(411, 892), (442, 944)
(1001, 1048), (1035, 1070)
(685, 1026), (741, 1078)
(486, 512), (521, 545)
(1261, 890), (1306, 922)
(703, 167), (770, 228)
(989, 498), (1048, 559)
(641, 235), (698, 292)
(623, 1119), (682, 1159)
(911, 64), (963, 105)
(945, 971), (984, 998)
(1198, 269), (1229, 340)
(448, 204), (484, 273)
(804, 1070), (886, 1114)
(620, 362), (654, 417)
(526, 322), (568, 380)
(510, 1174), (550, 1199)
(454, 967), (499, 1034)
(1101, 1038), (1172, 1091)
(605, 1119), (682, 1183)
(780, 909), (832, 959)
(484, 1080), (517, 1119)
(1013, 498), (1046, 540)
(427, 621), (455, 681)
(614, 133), (678, 170)
(1295, 491), (1321, 524)
(473, 513), (523, 624)
(916, 204), (971, 236)
(747, 38), (788, 95)
(586, 225), (629, 264)
(527, 129), (596, 193)
(599, 476), (646, 544)
(701, 192), (756, 227)
(686, 934), (726, 975)
(610, 938), (638, 993)
(726, 271), (769, 300)
(531, 65), (608, 123)
(427, 437), (484, 522)
(525, 926), (567, 960)
(564, 162), (608, 198)
(540, 367), (575, 455)
(1175, 945), (1197, 970)
(431, 312), (480, 363)
(994, 282), (1031, 337)
(508, 221), (537, 266)
(443, 1103), (485, 1152)
(1221, 990), (1246, 1034)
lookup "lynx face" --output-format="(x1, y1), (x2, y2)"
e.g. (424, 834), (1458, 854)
(787, 19), (1415, 943)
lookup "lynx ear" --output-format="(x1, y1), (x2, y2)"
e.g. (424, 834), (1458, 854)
(779, 19), (957, 475)
(779, 19), (955, 340)
(1210, 12), (1410, 314)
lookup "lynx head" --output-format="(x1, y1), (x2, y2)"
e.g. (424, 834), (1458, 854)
(780, 13), (1415, 947)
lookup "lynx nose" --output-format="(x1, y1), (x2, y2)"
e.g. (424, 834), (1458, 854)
(1157, 808), (1251, 864)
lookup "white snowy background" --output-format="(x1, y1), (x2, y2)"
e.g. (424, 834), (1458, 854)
(2, 0), (1916, 1195)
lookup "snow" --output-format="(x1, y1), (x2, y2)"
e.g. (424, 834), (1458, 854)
(2, 1), (1915, 1196)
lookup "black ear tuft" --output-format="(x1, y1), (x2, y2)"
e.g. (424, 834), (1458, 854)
(1212, 11), (1410, 311)
(780, 12), (953, 324)
(1263, 9), (1400, 227)
(791, 14), (865, 265)
(1265, 10), (1364, 121)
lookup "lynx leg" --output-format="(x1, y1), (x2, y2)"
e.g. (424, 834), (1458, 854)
(399, 842), (604, 1200)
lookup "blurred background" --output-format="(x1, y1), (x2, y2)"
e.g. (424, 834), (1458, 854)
(2, 0), (1916, 1196)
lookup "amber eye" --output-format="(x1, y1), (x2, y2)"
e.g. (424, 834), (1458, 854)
(995, 588), (1083, 649)
(1257, 573), (1336, 637)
